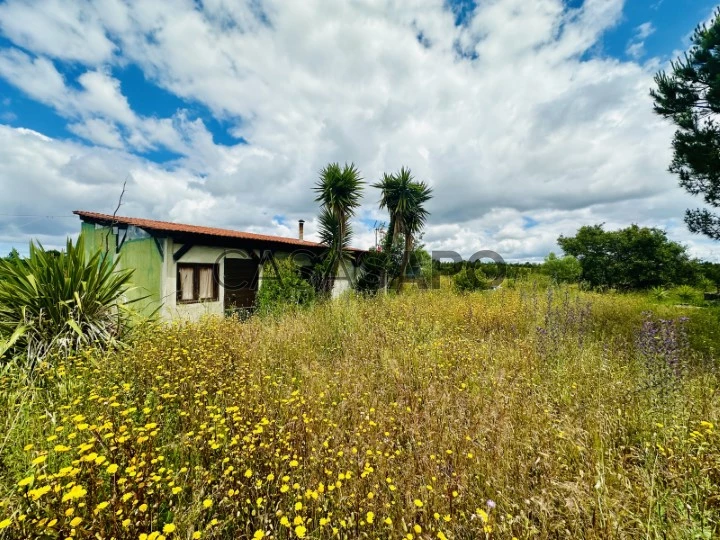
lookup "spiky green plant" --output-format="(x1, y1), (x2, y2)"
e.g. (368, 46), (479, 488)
(373, 167), (433, 290)
(674, 285), (700, 305)
(651, 286), (669, 301)
(0, 325), (25, 363)
(314, 163), (364, 293)
(0, 236), (137, 366)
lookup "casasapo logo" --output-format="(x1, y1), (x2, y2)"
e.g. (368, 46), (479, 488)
(214, 248), (506, 290)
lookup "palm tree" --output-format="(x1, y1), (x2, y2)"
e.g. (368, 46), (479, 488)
(314, 163), (364, 292)
(373, 167), (433, 290)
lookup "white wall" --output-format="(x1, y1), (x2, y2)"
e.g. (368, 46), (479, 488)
(160, 241), (255, 321)
(158, 241), (361, 320)
(332, 259), (359, 298)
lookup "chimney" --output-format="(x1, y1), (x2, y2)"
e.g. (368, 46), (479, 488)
(298, 219), (305, 240)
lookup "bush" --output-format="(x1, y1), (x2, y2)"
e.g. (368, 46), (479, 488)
(543, 252), (581, 284)
(650, 286), (670, 301)
(256, 256), (315, 314)
(452, 262), (491, 292)
(673, 285), (701, 304)
(354, 245), (404, 294)
(0, 236), (136, 366)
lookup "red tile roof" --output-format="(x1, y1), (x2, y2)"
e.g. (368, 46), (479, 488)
(73, 210), (356, 251)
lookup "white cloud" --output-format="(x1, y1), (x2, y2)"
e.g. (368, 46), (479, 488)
(636, 21), (656, 40)
(0, 0), (116, 64)
(0, 0), (718, 261)
(625, 21), (655, 59)
(67, 118), (125, 149)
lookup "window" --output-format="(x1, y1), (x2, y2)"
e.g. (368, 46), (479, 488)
(177, 264), (219, 303)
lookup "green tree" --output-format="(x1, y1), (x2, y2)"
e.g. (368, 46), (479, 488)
(557, 224), (691, 290)
(373, 167), (433, 290)
(651, 9), (720, 240)
(698, 261), (720, 292)
(3, 248), (22, 262)
(543, 252), (582, 284)
(314, 163), (364, 294)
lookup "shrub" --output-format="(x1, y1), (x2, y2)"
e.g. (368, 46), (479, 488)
(452, 262), (490, 292)
(354, 244), (404, 294)
(673, 285), (700, 304)
(256, 256), (315, 314)
(542, 252), (581, 284)
(651, 286), (670, 301)
(0, 236), (136, 366)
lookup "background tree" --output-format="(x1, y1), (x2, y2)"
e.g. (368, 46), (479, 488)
(651, 9), (720, 240)
(452, 262), (491, 293)
(3, 248), (22, 263)
(543, 252), (582, 284)
(558, 224), (692, 290)
(373, 167), (432, 290)
(314, 163), (364, 293)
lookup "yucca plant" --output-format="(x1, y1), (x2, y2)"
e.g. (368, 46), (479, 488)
(651, 286), (669, 301)
(314, 162), (364, 294)
(373, 167), (433, 290)
(0, 236), (137, 367)
(674, 285), (700, 305)
(0, 325), (25, 364)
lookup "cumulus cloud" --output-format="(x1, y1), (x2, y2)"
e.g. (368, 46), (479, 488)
(0, 0), (718, 261)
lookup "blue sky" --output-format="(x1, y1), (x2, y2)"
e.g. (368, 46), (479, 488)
(0, 0), (719, 260)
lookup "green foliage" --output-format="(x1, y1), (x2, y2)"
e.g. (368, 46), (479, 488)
(558, 224), (692, 290)
(354, 246), (400, 294)
(373, 167), (433, 289)
(314, 163), (364, 293)
(452, 262), (491, 292)
(0, 236), (136, 365)
(2, 248), (22, 263)
(698, 261), (720, 291)
(411, 248), (436, 289)
(256, 257), (315, 315)
(651, 9), (720, 240)
(673, 285), (701, 304)
(0, 325), (25, 363)
(650, 286), (670, 301)
(542, 252), (582, 284)
(355, 245), (434, 293)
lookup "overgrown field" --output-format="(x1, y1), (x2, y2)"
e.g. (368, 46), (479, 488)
(1, 287), (719, 539)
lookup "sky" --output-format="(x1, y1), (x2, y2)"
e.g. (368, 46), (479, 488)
(0, 0), (718, 262)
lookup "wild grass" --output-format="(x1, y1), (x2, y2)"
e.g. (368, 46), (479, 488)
(0, 285), (718, 539)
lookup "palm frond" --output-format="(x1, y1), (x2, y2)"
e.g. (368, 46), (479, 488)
(314, 162), (364, 219)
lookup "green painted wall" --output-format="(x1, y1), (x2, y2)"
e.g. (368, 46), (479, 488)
(81, 223), (114, 265)
(117, 237), (163, 316)
(80, 223), (163, 316)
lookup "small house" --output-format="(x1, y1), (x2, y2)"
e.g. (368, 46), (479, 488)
(74, 210), (363, 320)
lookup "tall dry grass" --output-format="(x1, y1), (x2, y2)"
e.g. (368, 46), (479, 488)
(0, 285), (718, 539)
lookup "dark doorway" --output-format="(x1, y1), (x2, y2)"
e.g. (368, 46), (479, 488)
(224, 258), (259, 310)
